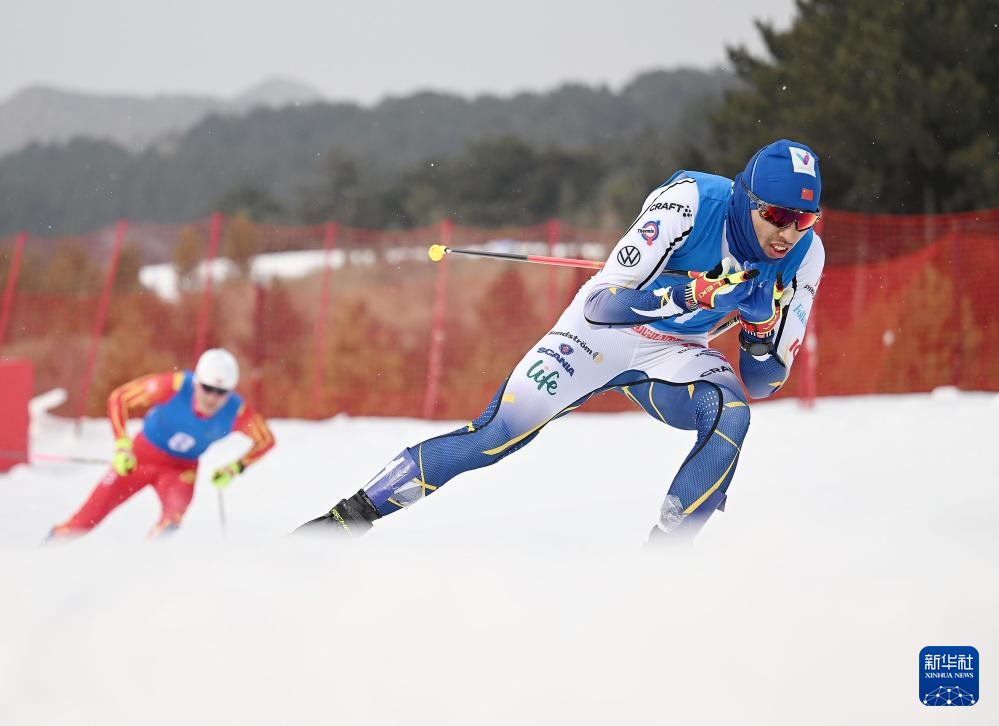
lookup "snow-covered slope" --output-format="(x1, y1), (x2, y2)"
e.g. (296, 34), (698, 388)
(1, 392), (996, 724)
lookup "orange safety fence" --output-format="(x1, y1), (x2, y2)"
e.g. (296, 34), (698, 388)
(1, 208), (997, 422)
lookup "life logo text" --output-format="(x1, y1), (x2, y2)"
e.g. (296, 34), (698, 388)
(526, 360), (559, 395)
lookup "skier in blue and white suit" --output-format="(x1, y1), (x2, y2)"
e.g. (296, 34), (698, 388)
(298, 139), (825, 543)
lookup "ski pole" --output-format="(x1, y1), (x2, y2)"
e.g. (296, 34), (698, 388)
(429, 244), (604, 270)
(707, 315), (740, 341)
(0, 449), (107, 466)
(428, 245), (742, 341)
(428, 244), (693, 276)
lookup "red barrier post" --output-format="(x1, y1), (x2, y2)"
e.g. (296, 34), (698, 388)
(422, 219), (452, 419)
(546, 218), (561, 320)
(75, 219), (128, 427)
(252, 281), (267, 409)
(0, 359), (32, 472)
(194, 212), (223, 361)
(311, 222), (337, 419)
(0, 231), (26, 357)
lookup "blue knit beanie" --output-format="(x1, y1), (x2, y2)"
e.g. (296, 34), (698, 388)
(743, 139), (821, 212)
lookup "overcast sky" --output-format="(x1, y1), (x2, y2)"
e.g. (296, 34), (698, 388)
(4, 0), (798, 104)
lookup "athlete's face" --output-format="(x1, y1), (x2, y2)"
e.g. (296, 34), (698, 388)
(751, 208), (809, 260)
(194, 383), (231, 415)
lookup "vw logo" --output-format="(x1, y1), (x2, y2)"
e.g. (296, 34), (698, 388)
(617, 245), (641, 267)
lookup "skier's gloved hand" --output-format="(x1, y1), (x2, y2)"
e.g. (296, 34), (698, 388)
(211, 461), (244, 489)
(111, 437), (137, 476)
(667, 257), (759, 313)
(739, 273), (789, 338)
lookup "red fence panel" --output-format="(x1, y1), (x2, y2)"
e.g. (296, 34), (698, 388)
(2, 207), (997, 423)
(0, 359), (32, 472)
(75, 220), (128, 424)
(193, 212), (223, 361)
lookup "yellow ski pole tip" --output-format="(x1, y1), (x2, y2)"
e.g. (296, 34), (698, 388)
(428, 245), (447, 262)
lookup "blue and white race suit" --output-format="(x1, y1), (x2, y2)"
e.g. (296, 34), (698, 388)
(360, 171), (824, 536)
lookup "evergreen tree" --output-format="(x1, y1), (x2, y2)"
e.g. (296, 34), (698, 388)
(112, 242), (144, 293)
(172, 225), (206, 291)
(711, 0), (999, 213)
(222, 213), (262, 278)
(216, 184), (284, 222)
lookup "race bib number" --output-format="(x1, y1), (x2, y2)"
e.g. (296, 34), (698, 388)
(167, 432), (197, 453)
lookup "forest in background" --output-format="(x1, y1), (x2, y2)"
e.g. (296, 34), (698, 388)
(0, 69), (735, 237)
(3, 0), (996, 242)
(1, 0), (998, 418)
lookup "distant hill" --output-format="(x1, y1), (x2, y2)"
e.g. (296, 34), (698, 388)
(229, 77), (325, 112)
(0, 77), (325, 158)
(0, 68), (738, 237)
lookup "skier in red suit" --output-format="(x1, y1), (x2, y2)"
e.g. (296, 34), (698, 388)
(50, 348), (275, 539)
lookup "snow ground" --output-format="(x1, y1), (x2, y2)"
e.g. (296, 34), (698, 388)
(1, 392), (997, 725)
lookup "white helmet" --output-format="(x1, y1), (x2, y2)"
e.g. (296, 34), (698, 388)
(194, 348), (239, 391)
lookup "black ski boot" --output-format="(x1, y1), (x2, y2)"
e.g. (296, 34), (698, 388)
(294, 490), (381, 537)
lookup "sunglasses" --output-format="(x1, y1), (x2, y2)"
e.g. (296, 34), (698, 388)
(742, 180), (821, 231)
(198, 382), (230, 396)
